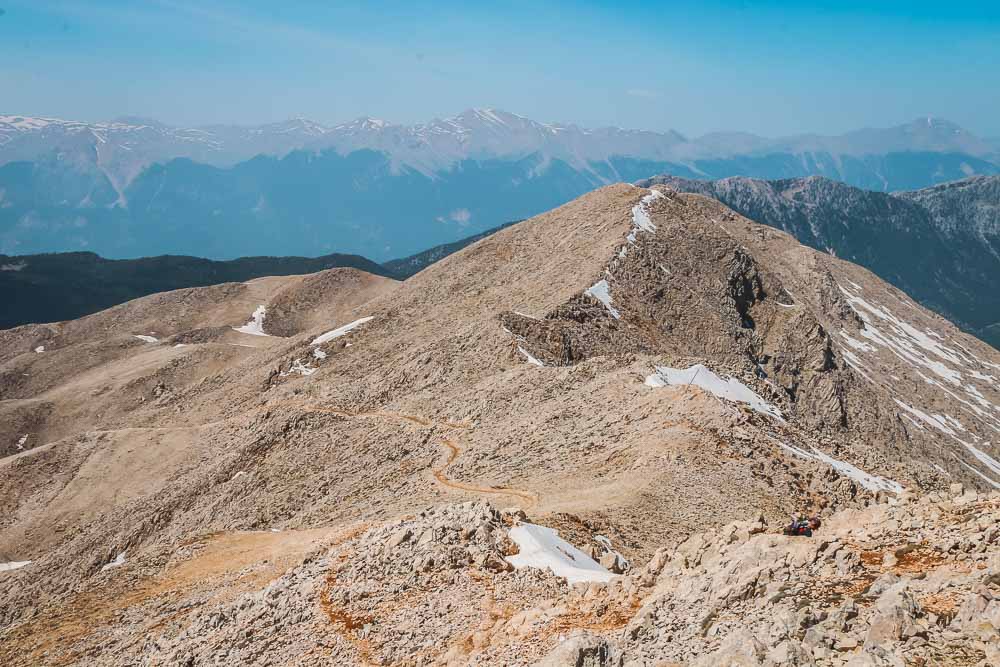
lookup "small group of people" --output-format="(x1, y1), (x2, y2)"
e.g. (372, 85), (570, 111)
(783, 516), (821, 537)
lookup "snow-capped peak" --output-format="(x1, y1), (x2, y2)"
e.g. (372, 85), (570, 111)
(335, 117), (392, 132)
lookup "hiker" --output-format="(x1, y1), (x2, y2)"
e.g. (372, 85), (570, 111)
(783, 516), (821, 537)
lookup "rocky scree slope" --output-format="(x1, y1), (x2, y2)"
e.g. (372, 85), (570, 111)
(9, 490), (997, 666)
(639, 175), (1000, 349)
(1, 185), (1000, 664)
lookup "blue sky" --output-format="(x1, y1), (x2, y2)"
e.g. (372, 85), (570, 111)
(2, 1), (999, 137)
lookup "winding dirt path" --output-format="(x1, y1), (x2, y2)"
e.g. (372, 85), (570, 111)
(283, 401), (538, 507)
(432, 437), (539, 507)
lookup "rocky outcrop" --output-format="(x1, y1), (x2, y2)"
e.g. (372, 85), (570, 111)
(638, 174), (1000, 349)
(617, 486), (1000, 666)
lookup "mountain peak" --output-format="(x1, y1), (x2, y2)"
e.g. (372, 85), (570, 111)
(903, 116), (965, 134)
(335, 116), (392, 132)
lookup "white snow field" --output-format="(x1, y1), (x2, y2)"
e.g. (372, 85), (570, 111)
(0, 560), (31, 572)
(777, 441), (903, 494)
(506, 522), (614, 584)
(233, 305), (271, 336)
(645, 364), (783, 421)
(311, 316), (374, 345)
(584, 279), (620, 319)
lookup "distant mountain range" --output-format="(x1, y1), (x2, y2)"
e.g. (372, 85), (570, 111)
(2, 110), (999, 261)
(639, 174), (1000, 349)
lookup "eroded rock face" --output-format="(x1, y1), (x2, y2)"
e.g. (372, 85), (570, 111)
(499, 191), (845, 433)
(639, 174), (1000, 350)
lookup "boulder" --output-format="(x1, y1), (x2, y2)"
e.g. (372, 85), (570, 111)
(534, 632), (621, 667)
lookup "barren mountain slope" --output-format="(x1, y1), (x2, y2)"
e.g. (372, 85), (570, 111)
(0, 269), (398, 456)
(2, 185), (1000, 665)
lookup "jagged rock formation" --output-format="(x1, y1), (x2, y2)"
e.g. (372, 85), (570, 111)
(617, 485), (1000, 666)
(2, 185), (1000, 664)
(637, 175), (1000, 349)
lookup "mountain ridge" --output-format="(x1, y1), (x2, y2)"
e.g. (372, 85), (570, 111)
(3, 110), (999, 262)
(3, 110), (997, 187)
(638, 174), (1000, 349)
(0, 250), (394, 330)
(2, 184), (999, 664)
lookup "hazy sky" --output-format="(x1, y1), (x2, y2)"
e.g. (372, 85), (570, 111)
(3, 1), (999, 137)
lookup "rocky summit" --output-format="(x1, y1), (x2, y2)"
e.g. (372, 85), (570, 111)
(2, 185), (1000, 665)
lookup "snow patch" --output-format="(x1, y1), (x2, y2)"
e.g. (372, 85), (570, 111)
(645, 364), (783, 421)
(630, 190), (661, 234)
(518, 346), (544, 367)
(282, 359), (316, 377)
(895, 401), (1000, 484)
(311, 316), (374, 345)
(507, 523), (614, 584)
(957, 459), (1000, 489)
(840, 333), (875, 353)
(839, 349), (873, 383)
(133, 335), (158, 343)
(622, 189), (663, 254)
(585, 279), (620, 319)
(233, 305), (271, 337)
(894, 400), (957, 436)
(970, 370), (998, 386)
(101, 551), (127, 572)
(312, 348), (327, 360)
(0, 560), (31, 572)
(959, 440), (1000, 482)
(778, 442), (903, 493)
(34, 346), (44, 353)
(15, 434), (27, 451)
(839, 286), (964, 385)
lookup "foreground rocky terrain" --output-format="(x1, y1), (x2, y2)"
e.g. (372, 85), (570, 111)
(2, 184), (1000, 664)
(113, 489), (1000, 665)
